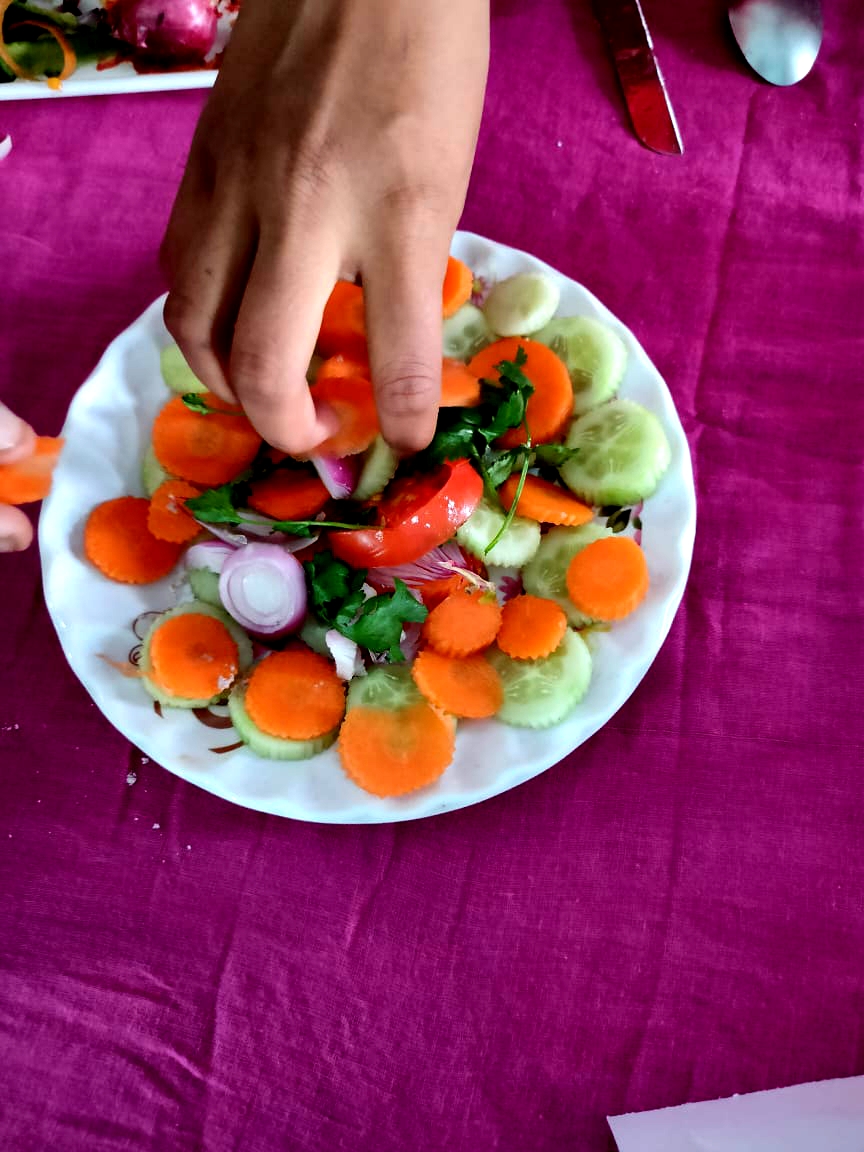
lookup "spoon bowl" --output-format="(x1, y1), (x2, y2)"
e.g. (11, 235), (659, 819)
(729, 0), (823, 86)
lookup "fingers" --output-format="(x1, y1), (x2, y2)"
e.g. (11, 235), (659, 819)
(0, 402), (36, 466)
(228, 227), (341, 455)
(362, 222), (448, 453)
(0, 505), (33, 552)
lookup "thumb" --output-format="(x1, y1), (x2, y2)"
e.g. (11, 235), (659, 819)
(0, 403), (36, 465)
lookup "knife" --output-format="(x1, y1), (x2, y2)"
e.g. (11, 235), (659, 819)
(592, 0), (684, 155)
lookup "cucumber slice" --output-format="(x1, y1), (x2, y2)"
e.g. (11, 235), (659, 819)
(140, 601), (253, 709)
(456, 497), (541, 568)
(300, 616), (331, 657)
(442, 303), (493, 361)
(347, 665), (421, 711)
(488, 629), (592, 729)
(188, 567), (222, 608)
(160, 343), (206, 396)
(483, 273), (560, 337)
(228, 684), (338, 761)
(353, 436), (399, 501)
(142, 444), (174, 497)
(560, 399), (671, 506)
(522, 524), (612, 628)
(534, 316), (627, 415)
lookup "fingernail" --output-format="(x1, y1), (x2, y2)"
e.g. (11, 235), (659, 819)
(313, 399), (342, 439)
(0, 403), (25, 451)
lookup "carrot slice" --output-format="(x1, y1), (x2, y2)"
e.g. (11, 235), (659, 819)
(247, 470), (330, 521)
(442, 256), (474, 318)
(496, 594), (568, 660)
(441, 358), (482, 408)
(412, 649), (502, 719)
(309, 375), (379, 457)
(151, 394), (262, 486)
(245, 649), (345, 741)
(316, 353), (371, 381)
(499, 474), (594, 526)
(415, 573), (470, 610)
(422, 586), (502, 657)
(318, 281), (368, 359)
(468, 337), (573, 447)
(149, 613), (239, 700)
(565, 535), (649, 622)
(339, 702), (456, 796)
(147, 479), (202, 544)
(0, 436), (63, 505)
(84, 496), (184, 585)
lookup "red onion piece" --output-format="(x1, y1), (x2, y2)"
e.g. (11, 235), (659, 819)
(194, 514), (318, 552)
(311, 454), (360, 500)
(218, 543), (307, 638)
(366, 541), (475, 592)
(184, 540), (234, 575)
(110, 0), (218, 60)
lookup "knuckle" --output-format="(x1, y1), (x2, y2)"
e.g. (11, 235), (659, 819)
(375, 359), (439, 416)
(162, 291), (204, 346)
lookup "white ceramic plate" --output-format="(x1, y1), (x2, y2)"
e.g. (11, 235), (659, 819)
(39, 232), (696, 823)
(0, 62), (216, 100)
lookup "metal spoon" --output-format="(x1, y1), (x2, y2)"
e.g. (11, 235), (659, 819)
(729, 0), (823, 86)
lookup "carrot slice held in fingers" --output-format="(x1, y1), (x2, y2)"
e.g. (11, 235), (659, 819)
(468, 337), (573, 447)
(496, 594), (568, 660)
(498, 474), (593, 526)
(440, 358), (482, 407)
(339, 702), (456, 797)
(316, 353), (371, 381)
(309, 375), (380, 457)
(244, 649), (345, 741)
(0, 436), (64, 505)
(318, 281), (368, 359)
(84, 496), (184, 584)
(247, 470), (330, 521)
(411, 649), (503, 719)
(565, 535), (649, 622)
(151, 394), (262, 486)
(147, 479), (202, 544)
(442, 256), (474, 318)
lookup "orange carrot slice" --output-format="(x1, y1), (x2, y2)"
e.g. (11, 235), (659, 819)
(149, 612), (239, 700)
(411, 649), (502, 719)
(499, 474), (594, 526)
(496, 594), (568, 660)
(0, 436), (64, 505)
(318, 281), (368, 359)
(565, 535), (649, 622)
(441, 358), (482, 408)
(316, 353), (371, 381)
(309, 375), (379, 457)
(422, 586), (502, 657)
(468, 337), (573, 447)
(84, 496), (184, 585)
(442, 256), (474, 318)
(151, 394), (262, 487)
(147, 479), (202, 544)
(339, 702), (456, 796)
(244, 649), (345, 741)
(247, 470), (330, 521)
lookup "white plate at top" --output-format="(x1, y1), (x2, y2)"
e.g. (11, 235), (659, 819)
(0, 61), (216, 101)
(39, 231), (696, 824)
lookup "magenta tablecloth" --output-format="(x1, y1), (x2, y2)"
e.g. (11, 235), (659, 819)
(1, 2), (863, 1149)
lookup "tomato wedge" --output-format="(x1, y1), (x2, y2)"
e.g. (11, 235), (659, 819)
(329, 458), (482, 568)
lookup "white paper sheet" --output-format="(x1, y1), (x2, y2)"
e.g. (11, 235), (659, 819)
(609, 1076), (864, 1152)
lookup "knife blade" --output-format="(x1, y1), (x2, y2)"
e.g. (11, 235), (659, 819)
(592, 0), (683, 155)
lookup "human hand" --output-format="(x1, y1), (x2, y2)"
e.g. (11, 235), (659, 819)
(161, 0), (489, 456)
(0, 403), (36, 552)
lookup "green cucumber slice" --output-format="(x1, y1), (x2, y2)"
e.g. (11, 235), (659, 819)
(455, 497), (541, 568)
(521, 524), (612, 628)
(488, 629), (592, 729)
(560, 399), (671, 506)
(187, 568), (222, 608)
(534, 316), (627, 415)
(353, 436), (399, 501)
(142, 444), (174, 497)
(300, 616), (331, 657)
(140, 601), (253, 709)
(346, 665), (421, 711)
(442, 303), (493, 361)
(228, 684), (338, 761)
(160, 343), (206, 396)
(483, 273), (560, 337)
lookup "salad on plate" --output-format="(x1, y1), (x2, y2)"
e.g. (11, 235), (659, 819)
(42, 255), (675, 801)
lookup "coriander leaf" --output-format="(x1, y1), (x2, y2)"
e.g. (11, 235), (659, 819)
(482, 447), (527, 489)
(269, 518), (370, 536)
(485, 421), (532, 555)
(185, 484), (244, 525)
(303, 552), (366, 623)
(181, 393), (244, 416)
(338, 579), (427, 661)
(534, 443), (579, 467)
